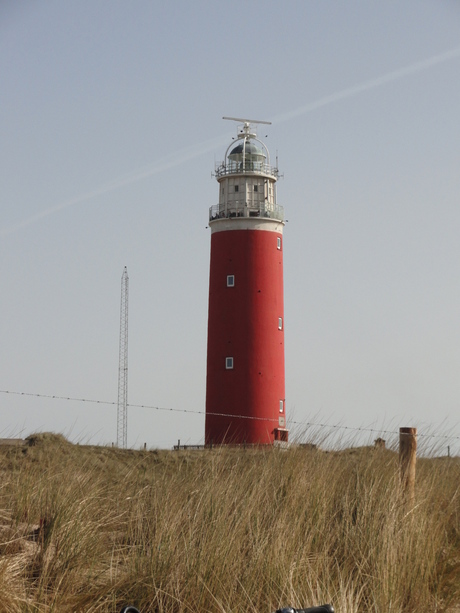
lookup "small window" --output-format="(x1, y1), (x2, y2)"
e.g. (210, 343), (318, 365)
(253, 185), (258, 192)
(234, 185), (239, 192)
(279, 400), (284, 413)
(227, 275), (235, 287)
(226, 357), (234, 370)
(278, 317), (283, 330)
(277, 237), (281, 250)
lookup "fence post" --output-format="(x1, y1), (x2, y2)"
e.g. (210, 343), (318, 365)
(399, 427), (417, 503)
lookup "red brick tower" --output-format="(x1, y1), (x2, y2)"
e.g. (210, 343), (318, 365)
(205, 118), (287, 445)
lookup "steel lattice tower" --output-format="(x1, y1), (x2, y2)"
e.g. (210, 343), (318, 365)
(117, 266), (129, 448)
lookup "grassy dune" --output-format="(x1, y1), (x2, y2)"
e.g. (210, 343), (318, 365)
(0, 433), (458, 612)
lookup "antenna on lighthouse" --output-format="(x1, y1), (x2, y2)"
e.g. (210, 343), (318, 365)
(117, 266), (129, 449)
(223, 116), (271, 139)
(222, 116), (272, 125)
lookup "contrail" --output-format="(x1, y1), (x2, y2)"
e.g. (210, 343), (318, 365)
(271, 46), (460, 124)
(0, 133), (229, 236)
(3, 46), (460, 236)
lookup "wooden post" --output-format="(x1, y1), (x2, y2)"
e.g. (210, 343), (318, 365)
(399, 427), (417, 503)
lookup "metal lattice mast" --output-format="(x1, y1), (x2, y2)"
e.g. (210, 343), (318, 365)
(117, 266), (129, 448)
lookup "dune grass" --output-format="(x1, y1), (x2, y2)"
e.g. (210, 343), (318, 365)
(0, 432), (458, 612)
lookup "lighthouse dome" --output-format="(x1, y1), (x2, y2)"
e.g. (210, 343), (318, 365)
(229, 142), (266, 159)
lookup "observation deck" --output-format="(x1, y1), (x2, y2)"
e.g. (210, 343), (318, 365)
(214, 160), (279, 179)
(209, 201), (284, 223)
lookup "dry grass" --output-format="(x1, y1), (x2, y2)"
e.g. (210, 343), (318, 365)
(0, 432), (458, 612)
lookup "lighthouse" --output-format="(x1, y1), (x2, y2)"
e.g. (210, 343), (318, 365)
(205, 117), (288, 445)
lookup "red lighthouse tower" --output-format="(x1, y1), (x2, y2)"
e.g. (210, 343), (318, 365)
(205, 117), (288, 445)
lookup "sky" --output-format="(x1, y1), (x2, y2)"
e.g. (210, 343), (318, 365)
(1, 1), (460, 453)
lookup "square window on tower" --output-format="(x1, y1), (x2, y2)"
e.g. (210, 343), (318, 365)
(277, 237), (282, 250)
(226, 357), (234, 369)
(234, 185), (239, 192)
(227, 275), (235, 287)
(279, 400), (284, 413)
(254, 185), (258, 192)
(278, 317), (283, 330)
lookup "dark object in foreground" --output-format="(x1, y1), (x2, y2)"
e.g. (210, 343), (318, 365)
(276, 605), (335, 613)
(119, 604), (334, 613)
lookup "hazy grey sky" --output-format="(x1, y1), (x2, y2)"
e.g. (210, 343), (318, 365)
(1, 1), (459, 452)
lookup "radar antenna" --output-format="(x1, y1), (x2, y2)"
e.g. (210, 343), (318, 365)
(223, 116), (272, 125)
(223, 116), (271, 139)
